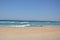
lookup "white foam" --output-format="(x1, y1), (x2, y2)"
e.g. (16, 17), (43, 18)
(15, 24), (30, 27)
(20, 22), (29, 24)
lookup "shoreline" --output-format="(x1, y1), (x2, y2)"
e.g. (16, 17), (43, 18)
(0, 25), (60, 27)
(0, 26), (60, 40)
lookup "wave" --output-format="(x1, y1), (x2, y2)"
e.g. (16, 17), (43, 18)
(15, 24), (31, 27)
(20, 22), (29, 24)
(0, 24), (31, 27)
(0, 21), (29, 23)
(0, 21), (60, 27)
(0, 21), (18, 23)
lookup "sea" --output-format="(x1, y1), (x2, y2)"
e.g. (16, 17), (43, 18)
(0, 20), (60, 27)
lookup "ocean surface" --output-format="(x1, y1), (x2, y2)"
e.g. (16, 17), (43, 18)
(0, 20), (60, 27)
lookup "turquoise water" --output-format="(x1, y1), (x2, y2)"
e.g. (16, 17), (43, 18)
(0, 20), (60, 27)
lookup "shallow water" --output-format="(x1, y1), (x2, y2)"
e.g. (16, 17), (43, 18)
(0, 20), (60, 27)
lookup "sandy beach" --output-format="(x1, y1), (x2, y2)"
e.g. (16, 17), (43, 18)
(0, 26), (60, 40)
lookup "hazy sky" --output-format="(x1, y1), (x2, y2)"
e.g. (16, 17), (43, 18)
(0, 0), (60, 21)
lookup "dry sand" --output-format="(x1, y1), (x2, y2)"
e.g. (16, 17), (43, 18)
(0, 26), (60, 40)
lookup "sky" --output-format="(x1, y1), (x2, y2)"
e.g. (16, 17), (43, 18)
(0, 0), (60, 21)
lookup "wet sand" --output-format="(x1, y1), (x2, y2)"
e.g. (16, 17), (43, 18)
(0, 27), (60, 40)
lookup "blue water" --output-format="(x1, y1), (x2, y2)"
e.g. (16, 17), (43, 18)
(0, 20), (60, 27)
